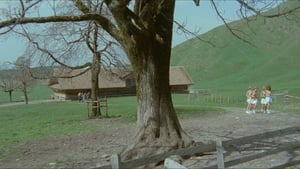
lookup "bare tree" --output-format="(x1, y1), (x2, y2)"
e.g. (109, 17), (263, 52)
(0, 65), (19, 102)
(83, 21), (125, 117)
(14, 56), (36, 104)
(6, 1), (127, 117)
(0, 0), (299, 164)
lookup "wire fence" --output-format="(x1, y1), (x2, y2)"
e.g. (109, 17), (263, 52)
(186, 90), (300, 114)
(188, 94), (245, 105)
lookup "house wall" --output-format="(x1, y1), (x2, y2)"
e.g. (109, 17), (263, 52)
(53, 87), (137, 101)
(171, 85), (189, 93)
(99, 87), (136, 97)
(53, 92), (67, 100)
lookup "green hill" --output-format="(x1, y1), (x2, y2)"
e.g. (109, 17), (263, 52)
(171, 0), (300, 95)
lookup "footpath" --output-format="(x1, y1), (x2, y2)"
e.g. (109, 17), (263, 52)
(0, 99), (66, 108)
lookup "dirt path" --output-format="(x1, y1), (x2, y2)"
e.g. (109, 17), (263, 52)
(1, 109), (300, 169)
(0, 99), (66, 108)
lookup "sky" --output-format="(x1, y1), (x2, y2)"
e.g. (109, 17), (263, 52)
(173, 0), (240, 46)
(0, 0), (241, 65)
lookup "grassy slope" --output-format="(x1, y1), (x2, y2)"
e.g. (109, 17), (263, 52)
(171, 0), (300, 95)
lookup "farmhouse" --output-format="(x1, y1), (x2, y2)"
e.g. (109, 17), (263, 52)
(49, 66), (193, 100)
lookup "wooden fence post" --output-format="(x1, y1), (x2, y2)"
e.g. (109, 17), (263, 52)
(216, 138), (225, 169)
(111, 153), (121, 169)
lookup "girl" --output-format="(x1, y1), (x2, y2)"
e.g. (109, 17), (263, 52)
(250, 87), (258, 114)
(265, 85), (272, 114)
(245, 86), (252, 114)
(260, 86), (267, 113)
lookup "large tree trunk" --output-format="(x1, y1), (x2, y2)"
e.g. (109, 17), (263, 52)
(123, 53), (194, 161)
(122, 9), (194, 161)
(110, 0), (194, 163)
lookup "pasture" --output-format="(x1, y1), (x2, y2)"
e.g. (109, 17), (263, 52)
(0, 93), (223, 156)
(1, 96), (299, 168)
(1, 83), (299, 150)
(1, 83), (299, 168)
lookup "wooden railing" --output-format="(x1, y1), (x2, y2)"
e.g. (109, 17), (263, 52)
(96, 126), (300, 169)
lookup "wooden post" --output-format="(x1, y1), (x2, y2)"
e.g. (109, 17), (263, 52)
(216, 138), (225, 169)
(87, 101), (90, 117)
(99, 97), (108, 117)
(111, 153), (121, 169)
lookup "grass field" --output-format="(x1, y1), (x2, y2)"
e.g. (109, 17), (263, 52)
(0, 93), (224, 155)
(1, 85), (299, 163)
(1, 89), (299, 154)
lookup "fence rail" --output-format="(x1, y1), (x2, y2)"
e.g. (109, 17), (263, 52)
(189, 94), (246, 105)
(97, 126), (300, 169)
(86, 97), (108, 118)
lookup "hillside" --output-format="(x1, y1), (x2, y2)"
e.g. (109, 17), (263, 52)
(171, 0), (300, 94)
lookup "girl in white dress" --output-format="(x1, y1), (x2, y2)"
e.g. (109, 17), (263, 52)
(265, 85), (272, 114)
(260, 86), (267, 113)
(250, 87), (258, 114)
(245, 86), (252, 114)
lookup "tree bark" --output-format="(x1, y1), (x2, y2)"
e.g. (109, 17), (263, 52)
(90, 52), (101, 118)
(121, 54), (195, 166)
(122, 43), (194, 162)
(8, 90), (12, 102)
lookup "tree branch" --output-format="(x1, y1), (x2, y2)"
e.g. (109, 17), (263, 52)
(51, 67), (91, 79)
(0, 14), (95, 26)
(17, 26), (92, 70)
(174, 20), (220, 48)
(73, 0), (124, 45)
(236, 0), (300, 18)
(210, 0), (254, 46)
(0, 13), (121, 42)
